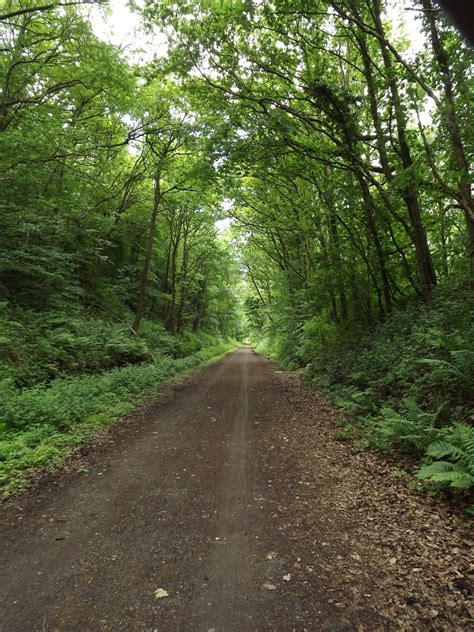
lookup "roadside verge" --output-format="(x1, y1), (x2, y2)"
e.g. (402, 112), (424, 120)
(0, 339), (239, 499)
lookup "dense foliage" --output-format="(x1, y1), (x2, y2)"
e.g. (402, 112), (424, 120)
(0, 1), (472, 505)
(259, 282), (474, 501)
(0, 0), (243, 494)
(140, 0), (473, 505)
(0, 1), (243, 385)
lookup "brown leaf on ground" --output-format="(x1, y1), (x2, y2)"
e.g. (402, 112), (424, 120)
(265, 368), (473, 630)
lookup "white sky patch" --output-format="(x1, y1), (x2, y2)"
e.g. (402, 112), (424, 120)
(89, 0), (167, 62)
(214, 157), (226, 170)
(221, 199), (235, 211)
(386, 1), (426, 58)
(215, 199), (235, 234)
(88, 1), (427, 70)
(216, 217), (234, 233)
(417, 98), (436, 127)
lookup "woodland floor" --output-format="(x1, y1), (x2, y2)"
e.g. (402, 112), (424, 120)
(0, 346), (472, 631)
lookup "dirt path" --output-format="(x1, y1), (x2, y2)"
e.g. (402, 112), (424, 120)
(0, 347), (472, 631)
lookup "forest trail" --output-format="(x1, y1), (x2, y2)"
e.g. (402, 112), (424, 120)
(0, 348), (471, 631)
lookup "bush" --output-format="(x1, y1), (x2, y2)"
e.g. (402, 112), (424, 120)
(0, 306), (154, 386)
(369, 400), (447, 454)
(0, 302), (238, 389)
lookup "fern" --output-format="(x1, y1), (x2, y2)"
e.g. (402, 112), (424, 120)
(374, 402), (443, 453)
(417, 358), (470, 388)
(418, 423), (474, 492)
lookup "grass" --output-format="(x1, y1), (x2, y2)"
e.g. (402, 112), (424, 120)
(0, 337), (239, 499)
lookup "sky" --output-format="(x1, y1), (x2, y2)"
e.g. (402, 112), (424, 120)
(90, 0), (139, 48)
(90, 0), (167, 62)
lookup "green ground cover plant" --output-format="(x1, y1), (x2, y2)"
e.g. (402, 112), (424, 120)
(0, 334), (238, 498)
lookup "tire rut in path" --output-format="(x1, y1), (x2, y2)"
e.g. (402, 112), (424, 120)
(200, 344), (253, 629)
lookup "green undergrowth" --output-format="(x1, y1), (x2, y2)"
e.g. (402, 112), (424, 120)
(0, 304), (211, 387)
(0, 336), (239, 499)
(255, 281), (474, 512)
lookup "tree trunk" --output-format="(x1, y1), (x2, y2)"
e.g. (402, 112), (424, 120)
(192, 277), (207, 332)
(328, 208), (348, 321)
(165, 236), (179, 334)
(373, 0), (436, 300)
(176, 232), (189, 334)
(422, 0), (474, 283)
(131, 171), (161, 334)
(357, 171), (392, 316)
